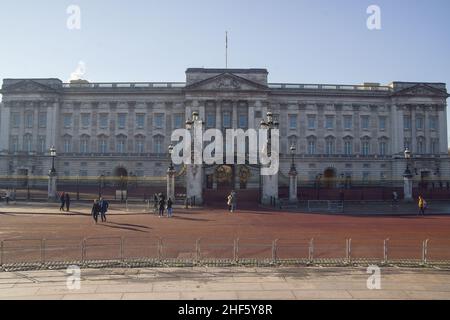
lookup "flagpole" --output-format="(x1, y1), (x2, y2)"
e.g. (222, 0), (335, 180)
(225, 31), (228, 69)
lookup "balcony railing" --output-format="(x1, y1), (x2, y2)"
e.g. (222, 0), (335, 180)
(62, 82), (186, 89)
(268, 83), (392, 92)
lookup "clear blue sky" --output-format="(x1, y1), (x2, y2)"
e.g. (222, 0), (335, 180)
(0, 0), (449, 139)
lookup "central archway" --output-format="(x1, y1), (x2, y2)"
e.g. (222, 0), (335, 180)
(323, 168), (336, 188)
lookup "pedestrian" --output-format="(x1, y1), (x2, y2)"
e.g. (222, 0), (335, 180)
(418, 196), (425, 216)
(153, 194), (158, 214)
(423, 197), (428, 215)
(99, 197), (109, 222)
(167, 197), (173, 218)
(231, 190), (237, 213)
(91, 199), (101, 224)
(65, 193), (71, 212)
(227, 193), (232, 212)
(59, 192), (66, 211)
(159, 196), (166, 217)
(392, 191), (398, 208)
(5, 189), (11, 205)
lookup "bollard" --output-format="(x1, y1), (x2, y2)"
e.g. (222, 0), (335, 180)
(383, 238), (389, 264)
(195, 239), (201, 263)
(309, 238), (314, 263)
(81, 239), (86, 262)
(120, 237), (124, 261)
(41, 239), (46, 264)
(272, 239), (278, 263)
(233, 238), (239, 263)
(422, 239), (429, 264)
(346, 239), (352, 263)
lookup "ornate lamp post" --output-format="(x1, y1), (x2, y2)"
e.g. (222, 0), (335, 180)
(316, 173), (322, 200)
(167, 144), (176, 201)
(403, 148), (413, 202)
(98, 173), (105, 198)
(260, 111), (279, 205)
(288, 145), (298, 203)
(185, 111), (203, 206)
(47, 146), (58, 201)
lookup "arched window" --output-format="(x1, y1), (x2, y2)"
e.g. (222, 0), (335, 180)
(98, 135), (108, 153)
(23, 134), (33, 152)
(135, 135), (145, 153)
(361, 137), (371, 156)
(343, 136), (353, 156)
(80, 135), (90, 153)
(417, 137), (426, 154)
(378, 137), (389, 156)
(116, 134), (127, 153)
(63, 135), (72, 153)
(325, 136), (335, 155)
(153, 135), (165, 154)
(307, 136), (316, 155)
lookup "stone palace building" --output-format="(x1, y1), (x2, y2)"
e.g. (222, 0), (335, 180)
(0, 68), (449, 203)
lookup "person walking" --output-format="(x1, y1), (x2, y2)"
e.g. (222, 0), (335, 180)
(227, 193), (233, 212)
(65, 193), (71, 212)
(99, 197), (109, 222)
(153, 193), (159, 214)
(158, 195), (166, 217)
(167, 197), (173, 218)
(59, 192), (66, 212)
(418, 196), (425, 216)
(230, 190), (237, 213)
(91, 199), (101, 224)
(391, 191), (398, 209)
(5, 189), (11, 205)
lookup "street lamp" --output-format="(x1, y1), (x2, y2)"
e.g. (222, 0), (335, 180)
(404, 148), (413, 178)
(49, 146), (56, 174)
(403, 148), (413, 202)
(289, 145), (297, 174)
(98, 174), (105, 198)
(168, 144), (175, 171)
(260, 112), (279, 157)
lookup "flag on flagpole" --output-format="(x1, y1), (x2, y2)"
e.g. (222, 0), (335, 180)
(225, 31), (228, 69)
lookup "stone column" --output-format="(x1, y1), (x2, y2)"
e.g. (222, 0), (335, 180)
(0, 102), (11, 152)
(289, 168), (298, 203)
(48, 171), (58, 201)
(403, 175), (413, 202)
(438, 104), (448, 155)
(166, 167), (175, 201)
(261, 173), (278, 205)
(186, 115), (203, 205)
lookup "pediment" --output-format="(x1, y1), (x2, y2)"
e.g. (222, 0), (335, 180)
(185, 73), (268, 91)
(394, 84), (448, 98)
(2, 80), (58, 93)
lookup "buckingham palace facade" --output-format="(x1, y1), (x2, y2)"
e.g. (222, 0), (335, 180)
(0, 68), (449, 201)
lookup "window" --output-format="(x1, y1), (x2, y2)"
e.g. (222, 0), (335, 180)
(361, 116), (370, 130)
(344, 116), (352, 130)
(153, 136), (164, 154)
(307, 139), (316, 155)
(288, 114), (297, 129)
(154, 114), (164, 128)
(80, 136), (89, 153)
(379, 141), (387, 156)
(135, 138), (145, 153)
(38, 136), (46, 153)
(25, 112), (33, 128)
(136, 114), (145, 129)
(325, 138), (335, 155)
(99, 114), (108, 129)
(417, 138), (425, 154)
(361, 139), (370, 156)
(116, 137), (126, 153)
(379, 117), (386, 130)
(80, 170), (88, 177)
(307, 116), (316, 130)
(431, 139), (439, 154)
(11, 113), (20, 128)
(98, 139), (108, 153)
(10, 136), (19, 152)
(362, 172), (370, 184)
(325, 116), (334, 129)
(223, 112), (231, 128)
(344, 140), (353, 156)
(404, 116), (411, 130)
(81, 114), (90, 128)
(416, 116), (424, 130)
(38, 113), (47, 128)
(238, 114), (248, 128)
(64, 114), (73, 128)
(174, 114), (183, 129)
(430, 116), (438, 130)
(23, 135), (32, 152)
(117, 114), (127, 129)
(404, 138), (411, 151)
(205, 114), (214, 128)
(63, 137), (72, 153)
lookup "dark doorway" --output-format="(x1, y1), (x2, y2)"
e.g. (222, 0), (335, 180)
(216, 165), (233, 188)
(323, 168), (336, 188)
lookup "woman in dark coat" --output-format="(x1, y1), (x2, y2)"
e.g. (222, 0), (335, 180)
(65, 193), (71, 212)
(91, 199), (101, 224)
(59, 192), (66, 211)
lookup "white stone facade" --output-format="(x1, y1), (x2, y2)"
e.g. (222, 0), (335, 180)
(0, 68), (449, 194)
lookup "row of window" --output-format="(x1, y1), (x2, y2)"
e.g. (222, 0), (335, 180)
(11, 112), (47, 128)
(404, 116), (438, 131)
